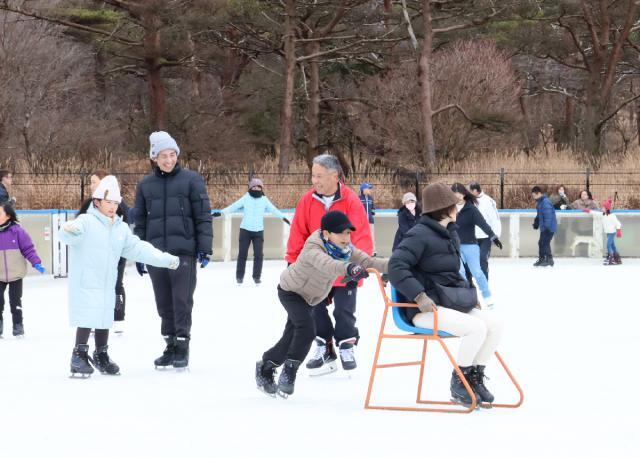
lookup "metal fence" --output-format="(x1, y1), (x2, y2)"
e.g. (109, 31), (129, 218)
(10, 169), (640, 209)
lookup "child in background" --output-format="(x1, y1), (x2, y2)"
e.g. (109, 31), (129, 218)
(359, 183), (376, 253)
(583, 199), (622, 265)
(60, 176), (179, 378)
(255, 211), (387, 398)
(0, 202), (45, 338)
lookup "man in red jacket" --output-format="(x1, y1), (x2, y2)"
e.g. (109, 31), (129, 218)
(286, 154), (373, 375)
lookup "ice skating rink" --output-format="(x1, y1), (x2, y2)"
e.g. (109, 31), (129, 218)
(1, 258), (638, 458)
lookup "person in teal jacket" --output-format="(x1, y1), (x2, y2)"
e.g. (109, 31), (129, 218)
(60, 175), (179, 378)
(213, 178), (290, 284)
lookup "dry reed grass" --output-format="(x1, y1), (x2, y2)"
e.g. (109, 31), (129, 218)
(7, 147), (640, 209)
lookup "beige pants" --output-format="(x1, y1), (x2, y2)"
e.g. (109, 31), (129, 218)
(412, 308), (503, 367)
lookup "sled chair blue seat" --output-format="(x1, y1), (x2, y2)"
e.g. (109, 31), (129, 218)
(364, 269), (524, 414)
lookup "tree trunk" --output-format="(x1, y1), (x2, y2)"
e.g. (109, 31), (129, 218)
(418, 0), (436, 168)
(143, 9), (166, 131)
(636, 98), (640, 148)
(278, 0), (297, 172)
(305, 41), (320, 166)
(557, 95), (575, 149)
(583, 68), (605, 160)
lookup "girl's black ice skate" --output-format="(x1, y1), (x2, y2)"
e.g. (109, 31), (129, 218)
(70, 344), (94, 378)
(277, 359), (301, 399)
(92, 345), (121, 375)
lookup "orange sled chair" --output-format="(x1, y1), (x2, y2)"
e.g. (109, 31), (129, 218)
(364, 269), (524, 413)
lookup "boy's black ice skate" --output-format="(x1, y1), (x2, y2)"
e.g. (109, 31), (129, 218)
(255, 360), (278, 397)
(70, 344), (94, 378)
(92, 345), (120, 375)
(12, 323), (24, 337)
(172, 337), (190, 369)
(154, 336), (176, 369)
(277, 359), (301, 398)
(306, 337), (337, 376)
(533, 257), (544, 267)
(469, 365), (494, 405)
(450, 367), (478, 407)
(538, 255), (553, 267)
(338, 338), (357, 371)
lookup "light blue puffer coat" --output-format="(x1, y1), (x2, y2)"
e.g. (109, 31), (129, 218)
(221, 193), (286, 232)
(59, 205), (178, 329)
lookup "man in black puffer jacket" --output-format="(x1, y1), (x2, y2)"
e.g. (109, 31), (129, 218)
(134, 131), (213, 370)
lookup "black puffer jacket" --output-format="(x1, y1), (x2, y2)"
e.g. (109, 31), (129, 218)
(392, 205), (421, 251)
(133, 164), (213, 256)
(388, 215), (466, 321)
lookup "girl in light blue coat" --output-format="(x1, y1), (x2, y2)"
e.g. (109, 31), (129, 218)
(60, 175), (179, 378)
(213, 178), (290, 285)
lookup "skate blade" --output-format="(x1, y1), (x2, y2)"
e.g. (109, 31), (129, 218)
(308, 361), (338, 377)
(98, 371), (121, 376)
(257, 386), (277, 398)
(276, 390), (291, 399)
(13, 335), (25, 339)
(69, 373), (92, 379)
(450, 396), (480, 409)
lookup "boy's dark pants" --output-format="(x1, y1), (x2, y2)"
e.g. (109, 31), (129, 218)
(0, 279), (23, 324)
(312, 286), (358, 344)
(148, 255), (197, 338)
(262, 287), (316, 365)
(538, 230), (554, 258)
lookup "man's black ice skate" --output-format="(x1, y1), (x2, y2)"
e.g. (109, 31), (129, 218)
(236, 278), (243, 285)
(533, 257), (544, 267)
(338, 338), (357, 371)
(172, 337), (190, 369)
(70, 344), (94, 378)
(92, 345), (120, 375)
(538, 255), (553, 267)
(277, 359), (301, 398)
(547, 255), (555, 267)
(255, 360), (278, 397)
(253, 277), (261, 285)
(305, 337), (337, 376)
(450, 367), (478, 407)
(469, 365), (494, 405)
(12, 323), (24, 337)
(154, 336), (176, 369)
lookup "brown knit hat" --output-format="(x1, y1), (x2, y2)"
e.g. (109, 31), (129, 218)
(421, 182), (460, 214)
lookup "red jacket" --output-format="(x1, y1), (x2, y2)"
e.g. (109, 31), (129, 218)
(286, 183), (374, 287)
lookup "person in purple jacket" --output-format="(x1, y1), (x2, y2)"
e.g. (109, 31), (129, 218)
(0, 202), (45, 337)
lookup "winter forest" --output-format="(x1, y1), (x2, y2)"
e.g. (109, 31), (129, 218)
(1, 1), (640, 207)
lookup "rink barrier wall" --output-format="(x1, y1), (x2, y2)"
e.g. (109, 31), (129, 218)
(14, 209), (640, 277)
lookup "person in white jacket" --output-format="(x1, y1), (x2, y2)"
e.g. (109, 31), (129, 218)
(469, 182), (501, 279)
(583, 198), (622, 265)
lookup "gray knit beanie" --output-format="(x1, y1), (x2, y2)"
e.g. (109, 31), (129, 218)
(248, 178), (264, 189)
(149, 131), (180, 159)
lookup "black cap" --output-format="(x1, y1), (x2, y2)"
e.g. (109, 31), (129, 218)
(321, 211), (356, 233)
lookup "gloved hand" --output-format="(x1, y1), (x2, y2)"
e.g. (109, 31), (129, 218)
(616, 228), (622, 238)
(212, 211), (222, 217)
(381, 273), (389, 286)
(532, 222), (539, 230)
(283, 217), (291, 225)
(582, 208), (590, 213)
(197, 251), (210, 268)
(34, 263), (45, 274)
(62, 220), (82, 235)
(560, 204), (567, 210)
(168, 257), (180, 270)
(492, 237), (503, 250)
(136, 262), (147, 276)
(414, 292), (436, 313)
(344, 263), (369, 282)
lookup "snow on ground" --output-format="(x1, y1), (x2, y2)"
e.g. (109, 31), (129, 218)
(1, 258), (638, 458)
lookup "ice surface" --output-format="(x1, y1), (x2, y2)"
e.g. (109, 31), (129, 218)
(1, 258), (638, 457)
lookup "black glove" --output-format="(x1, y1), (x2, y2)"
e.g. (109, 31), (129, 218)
(345, 263), (369, 282)
(136, 262), (147, 276)
(381, 273), (389, 286)
(532, 222), (539, 230)
(197, 251), (210, 268)
(283, 217), (291, 225)
(492, 237), (503, 250)
(212, 211), (222, 217)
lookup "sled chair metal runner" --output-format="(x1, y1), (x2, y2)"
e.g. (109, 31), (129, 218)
(364, 268), (524, 414)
